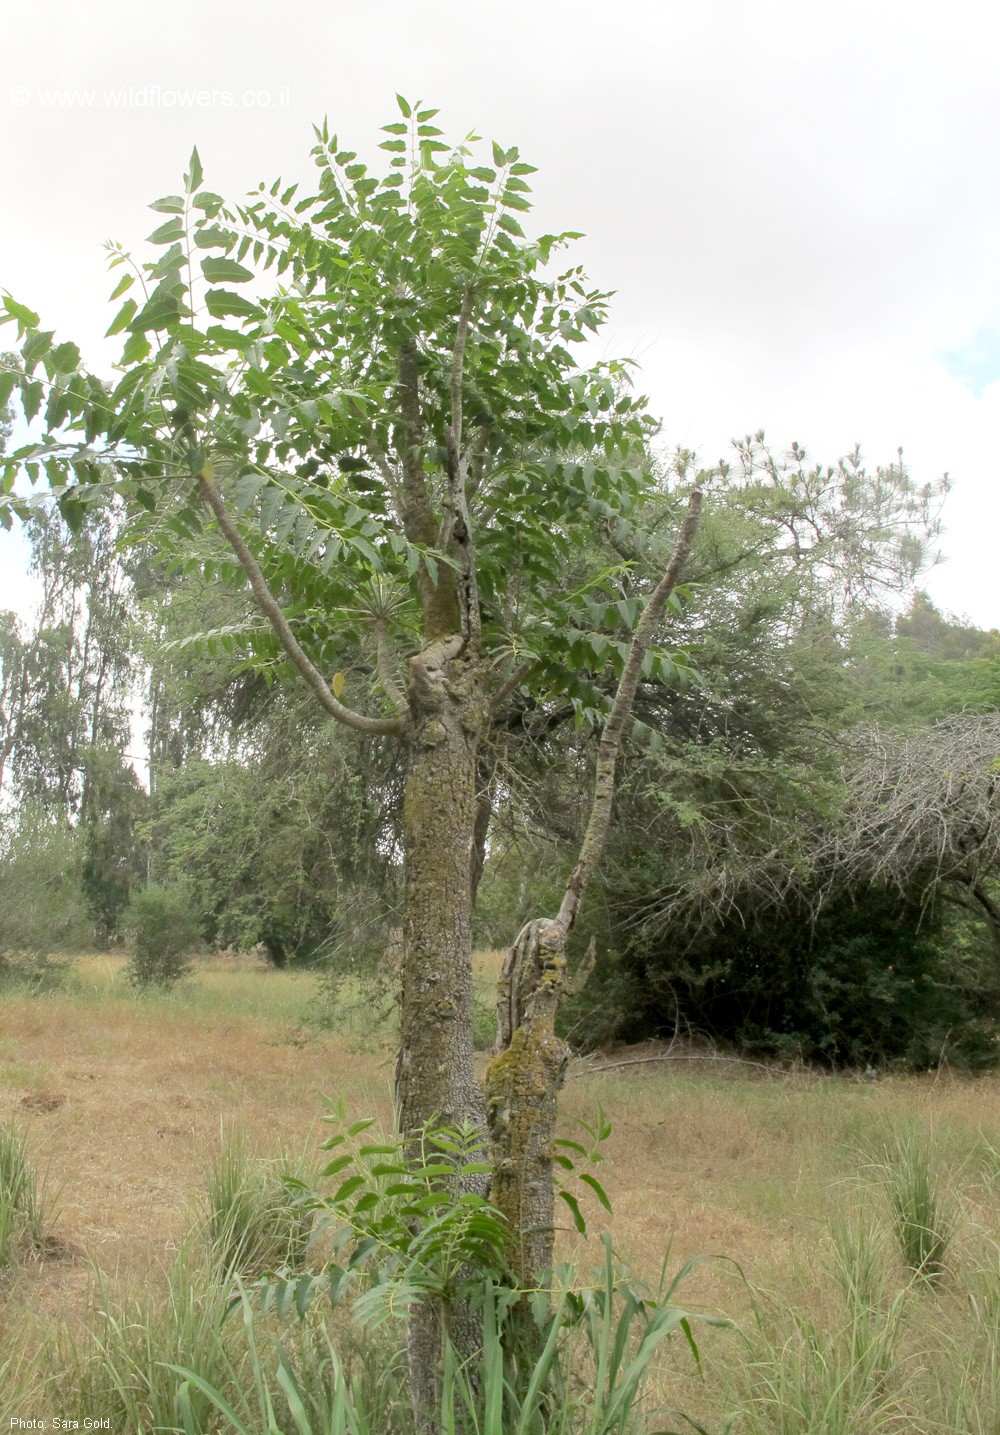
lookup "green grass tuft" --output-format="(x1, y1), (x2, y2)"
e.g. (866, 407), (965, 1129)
(878, 1132), (954, 1279)
(0, 1122), (51, 1270)
(204, 1126), (316, 1278)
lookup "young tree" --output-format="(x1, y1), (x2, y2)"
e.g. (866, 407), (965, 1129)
(0, 103), (704, 1402)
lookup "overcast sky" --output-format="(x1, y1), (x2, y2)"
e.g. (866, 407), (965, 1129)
(2, 0), (999, 625)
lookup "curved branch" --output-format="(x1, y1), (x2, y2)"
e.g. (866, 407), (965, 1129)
(197, 470), (405, 738)
(486, 491), (703, 1299)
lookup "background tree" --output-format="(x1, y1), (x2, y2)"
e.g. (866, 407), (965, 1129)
(145, 689), (397, 964)
(0, 805), (91, 981)
(0, 502), (144, 942)
(852, 590), (1000, 725)
(558, 546), (1000, 1068)
(1, 356), (94, 973)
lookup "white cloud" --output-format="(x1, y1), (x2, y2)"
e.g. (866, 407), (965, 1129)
(2, 0), (999, 624)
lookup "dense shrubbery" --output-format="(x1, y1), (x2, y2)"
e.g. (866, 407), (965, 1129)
(124, 881), (201, 988)
(143, 692), (397, 968)
(549, 589), (1000, 1071)
(564, 878), (1000, 1069)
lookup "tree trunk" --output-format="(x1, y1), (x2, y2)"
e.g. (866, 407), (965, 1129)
(395, 636), (489, 1423)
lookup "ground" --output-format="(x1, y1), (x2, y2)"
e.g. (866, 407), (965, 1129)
(2, 951), (1000, 1430)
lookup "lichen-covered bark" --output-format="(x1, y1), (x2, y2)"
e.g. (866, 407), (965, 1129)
(396, 638), (487, 1139)
(485, 919), (570, 1288)
(396, 636), (489, 1424)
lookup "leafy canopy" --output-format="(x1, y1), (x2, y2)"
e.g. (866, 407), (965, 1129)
(1, 99), (678, 717)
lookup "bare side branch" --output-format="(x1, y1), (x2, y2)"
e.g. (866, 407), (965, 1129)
(490, 657), (536, 713)
(557, 487), (703, 930)
(486, 490), (703, 1291)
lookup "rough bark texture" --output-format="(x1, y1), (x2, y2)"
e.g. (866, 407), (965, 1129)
(395, 635), (489, 1423)
(392, 298), (489, 1425)
(395, 638), (487, 1138)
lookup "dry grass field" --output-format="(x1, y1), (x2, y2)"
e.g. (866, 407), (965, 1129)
(2, 951), (1000, 1431)
(0, 955), (392, 1329)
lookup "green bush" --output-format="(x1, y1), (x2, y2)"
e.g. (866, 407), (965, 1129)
(878, 1133), (954, 1280)
(174, 1262), (705, 1435)
(177, 1111), (714, 1435)
(124, 882), (201, 989)
(47, 1250), (239, 1435)
(144, 712), (396, 967)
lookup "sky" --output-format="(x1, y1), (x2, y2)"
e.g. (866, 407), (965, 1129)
(1, 0), (999, 625)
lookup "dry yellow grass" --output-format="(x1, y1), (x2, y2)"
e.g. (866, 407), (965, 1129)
(0, 955), (393, 1339)
(2, 952), (1000, 1429)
